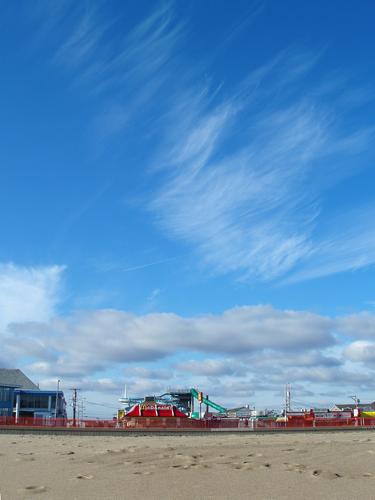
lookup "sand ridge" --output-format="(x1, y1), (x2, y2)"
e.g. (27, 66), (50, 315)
(0, 431), (374, 499)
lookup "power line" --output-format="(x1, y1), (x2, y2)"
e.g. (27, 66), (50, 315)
(85, 400), (118, 409)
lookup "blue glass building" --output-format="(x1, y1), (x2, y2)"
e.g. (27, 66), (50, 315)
(0, 384), (16, 416)
(14, 389), (67, 419)
(0, 369), (67, 420)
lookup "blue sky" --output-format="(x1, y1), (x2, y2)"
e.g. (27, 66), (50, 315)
(1, 0), (375, 416)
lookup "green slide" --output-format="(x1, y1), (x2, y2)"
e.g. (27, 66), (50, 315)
(191, 388), (226, 413)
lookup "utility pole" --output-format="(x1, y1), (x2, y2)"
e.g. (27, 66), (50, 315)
(285, 384), (291, 415)
(54, 379), (60, 419)
(349, 395), (360, 418)
(78, 398), (86, 421)
(70, 388), (80, 427)
(349, 395), (360, 407)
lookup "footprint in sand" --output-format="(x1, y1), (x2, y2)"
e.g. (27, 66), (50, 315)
(230, 462), (254, 471)
(20, 485), (48, 494)
(285, 463), (306, 473)
(232, 464), (243, 470)
(16, 456), (35, 462)
(76, 474), (94, 480)
(312, 469), (342, 479)
(312, 469), (322, 477)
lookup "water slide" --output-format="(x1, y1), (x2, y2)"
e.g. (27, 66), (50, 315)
(190, 388), (226, 413)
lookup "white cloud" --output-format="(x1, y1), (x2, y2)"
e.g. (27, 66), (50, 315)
(150, 50), (375, 283)
(124, 366), (172, 381)
(337, 312), (375, 339)
(10, 305), (336, 378)
(29, 4), (375, 284)
(54, 5), (106, 68)
(4, 298), (375, 407)
(345, 341), (375, 363)
(52, 1), (183, 98)
(286, 206), (375, 283)
(177, 358), (243, 377)
(0, 263), (64, 330)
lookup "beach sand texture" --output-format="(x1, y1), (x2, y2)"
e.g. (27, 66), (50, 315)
(0, 431), (374, 499)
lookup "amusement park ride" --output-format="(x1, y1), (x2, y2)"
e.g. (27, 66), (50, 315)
(118, 387), (226, 420)
(116, 385), (375, 429)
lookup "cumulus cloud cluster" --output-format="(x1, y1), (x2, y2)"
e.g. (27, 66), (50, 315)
(1, 263), (375, 406)
(10, 305), (335, 372)
(0, 263), (64, 367)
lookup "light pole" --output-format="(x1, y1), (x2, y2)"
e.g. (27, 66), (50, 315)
(349, 395), (360, 407)
(55, 379), (60, 419)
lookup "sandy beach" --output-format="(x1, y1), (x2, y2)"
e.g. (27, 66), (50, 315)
(0, 430), (374, 499)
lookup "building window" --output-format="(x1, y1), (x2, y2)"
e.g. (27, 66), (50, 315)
(0, 388), (11, 402)
(19, 394), (49, 409)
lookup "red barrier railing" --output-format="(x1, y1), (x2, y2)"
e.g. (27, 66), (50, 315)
(1, 415), (375, 430)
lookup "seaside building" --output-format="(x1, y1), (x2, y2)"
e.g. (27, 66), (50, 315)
(0, 368), (67, 420)
(14, 389), (67, 420)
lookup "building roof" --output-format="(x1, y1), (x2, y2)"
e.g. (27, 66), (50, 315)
(227, 406), (249, 412)
(331, 402), (375, 411)
(0, 369), (38, 390)
(15, 389), (64, 395)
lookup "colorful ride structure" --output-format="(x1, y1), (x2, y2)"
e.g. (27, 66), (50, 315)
(115, 386), (375, 431)
(190, 388), (226, 418)
(118, 388), (227, 420)
(123, 399), (187, 418)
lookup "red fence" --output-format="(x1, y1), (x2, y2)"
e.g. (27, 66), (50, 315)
(1, 416), (375, 431)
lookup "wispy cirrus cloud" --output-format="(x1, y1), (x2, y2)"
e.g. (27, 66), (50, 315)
(51, 1), (183, 97)
(30, 3), (375, 284)
(30, 1), (185, 145)
(150, 49), (375, 282)
(286, 205), (375, 283)
(54, 6), (108, 70)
